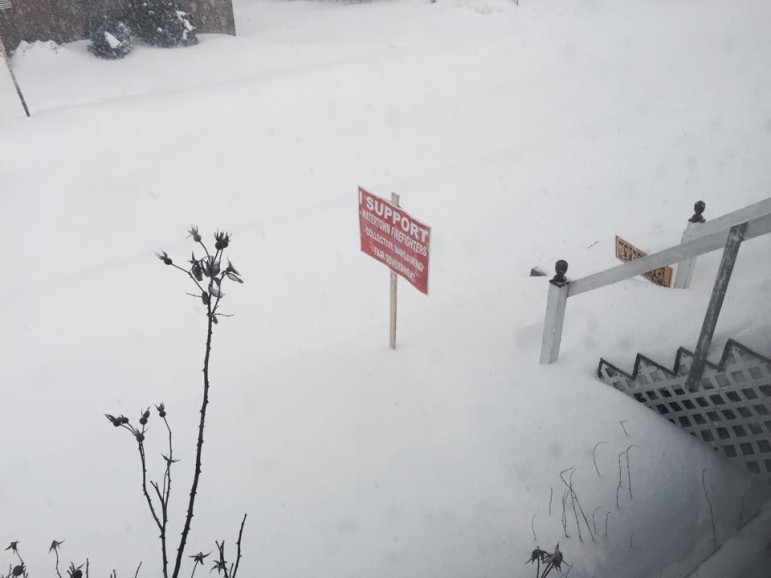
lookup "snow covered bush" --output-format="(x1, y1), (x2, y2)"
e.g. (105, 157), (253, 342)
(88, 20), (133, 60)
(129, 0), (198, 48)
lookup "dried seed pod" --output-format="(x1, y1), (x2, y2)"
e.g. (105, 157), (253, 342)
(155, 250), (173, 265)
(214, 231), (231, 250)
(188, 225), (202, 243)
(192, 262), (203, 281)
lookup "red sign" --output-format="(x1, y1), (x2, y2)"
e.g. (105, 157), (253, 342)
(359, 187), (431, 294)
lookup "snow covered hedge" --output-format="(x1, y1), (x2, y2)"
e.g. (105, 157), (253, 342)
(88, 20), (133, 59)
(129, 0), (199, 48)
(88, 0), (198, 59)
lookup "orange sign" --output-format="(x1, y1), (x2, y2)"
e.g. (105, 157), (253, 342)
(615, 235), (673, 288)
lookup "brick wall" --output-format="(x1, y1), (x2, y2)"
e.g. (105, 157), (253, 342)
(0, 0), (234, 52)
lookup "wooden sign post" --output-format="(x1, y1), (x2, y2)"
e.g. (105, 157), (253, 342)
(358, 186), (431, 349)
(389, 192), (400, 349)
(0, 36), (30, 117)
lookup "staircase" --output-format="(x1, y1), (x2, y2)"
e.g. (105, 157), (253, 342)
(598, 340), (771, 479)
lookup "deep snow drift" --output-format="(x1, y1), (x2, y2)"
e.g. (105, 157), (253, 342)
(2, 1), (771, 577)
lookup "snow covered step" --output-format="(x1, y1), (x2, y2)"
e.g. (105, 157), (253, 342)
(598, 340), (771, 479)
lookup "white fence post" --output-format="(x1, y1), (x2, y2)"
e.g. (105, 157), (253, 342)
(540, 260), (569, 365)
(674, 200), (706, 289)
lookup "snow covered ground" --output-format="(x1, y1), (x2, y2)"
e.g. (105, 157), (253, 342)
(2, 0), (771, 576)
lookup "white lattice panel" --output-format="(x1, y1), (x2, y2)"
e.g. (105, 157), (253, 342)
(599, 340), (771, 479)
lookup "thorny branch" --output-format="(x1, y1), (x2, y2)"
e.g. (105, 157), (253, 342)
(173, 298), (215, 578)
(106, 411), (168, 577)
(108, 227), (246, 578)
(231, 514), (247, 578)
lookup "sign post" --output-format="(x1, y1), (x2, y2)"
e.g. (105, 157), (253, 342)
(358, 186), (431, 348)
(0, 36), (30, 117)
(389, 192), (400, 349)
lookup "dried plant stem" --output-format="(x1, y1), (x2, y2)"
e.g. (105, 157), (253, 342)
(702, 468), (717, 553)
(215, 541), (231, 578)
(172, 302), (215, 578)
(560, 468), (584, 542)
(573, 492), (595, 542)
(561, 490), (569, 538)
(629, 532), (634, 549)
(137, 435), (167, 578)
(231, 513), (247, 578)
(592, 441), (608, 477)
(619, 420), (629, 436)
(548, 487), (553, 516)
(569, 489), (582, 542)
(625, 444), (641, 500)
(134, 562), (143, 578)
(531, 511), (538, 541)
(53, 548), (63, 578)
(162, 416), (174, 507)
(560, 467), (595, 543)
(616, 452), (624, 509)
(150, 416), (175, 578)
(592, 506), (601, 536)
(604, 512), (611, 539)
(11, 550), (27, 578)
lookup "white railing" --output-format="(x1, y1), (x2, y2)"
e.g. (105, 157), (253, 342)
(674, 197), (771, 289)
(540, 199), (771, 365)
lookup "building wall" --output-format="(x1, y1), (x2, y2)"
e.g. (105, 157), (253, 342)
(0, 0), (234, 52)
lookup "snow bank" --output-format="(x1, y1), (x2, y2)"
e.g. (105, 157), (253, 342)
(1, 0), (771, 577)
